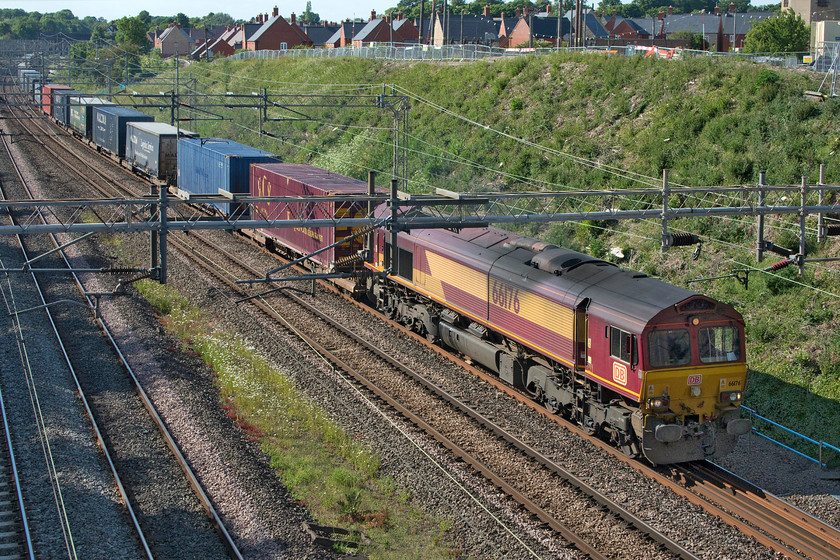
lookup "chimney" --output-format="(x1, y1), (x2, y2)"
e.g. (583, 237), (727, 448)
(657, 11), (664, 20)
(273, 6), (279, 17)
(399, 11), (404, 20)
(667, 5), (673, 15)
(546, 4), (551, 14)
(386, 14), (391, 23)
(729, 1), (735, 12)
(483, 4), (490, 16)
(515, 7), (521, 17)
(264, 13), (269, 21)
(714, 6), (720, 15)
(371, 10), (376, 21)
(291, 12), (296, 24)
(323, 20), (328, 27)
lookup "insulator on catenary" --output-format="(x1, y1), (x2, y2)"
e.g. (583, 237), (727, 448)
(765, 259), (791, 272)
(663, 232), (700, 248)
(825, 224), (840, 237)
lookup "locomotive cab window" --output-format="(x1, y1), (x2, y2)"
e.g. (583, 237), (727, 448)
(699, 326), (741, 363)
(609, 326), (635, 364)
(648, 329), (691, 368)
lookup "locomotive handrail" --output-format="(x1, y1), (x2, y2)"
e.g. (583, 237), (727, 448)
(741, 405), (840, 468)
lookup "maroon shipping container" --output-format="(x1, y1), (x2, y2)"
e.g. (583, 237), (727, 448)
(41, 84), (72, 116)
(250, 163), (370, 270)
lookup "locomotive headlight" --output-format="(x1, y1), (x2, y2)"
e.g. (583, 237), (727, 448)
(720, 390), (742, 403)
(647, 396), (670, 411)
(690, 386), (701, 397)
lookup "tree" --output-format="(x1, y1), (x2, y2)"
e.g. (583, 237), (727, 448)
(742, 10), (808, 53)
(302, 2), (321, 24)
(115, 16), (150, 52)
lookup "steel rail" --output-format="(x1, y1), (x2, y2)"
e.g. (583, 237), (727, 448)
(170, 229), (704, 560)
(679, 462), (840, 560)
(0, 117), (154, 560)
(4, 89), (244, 560)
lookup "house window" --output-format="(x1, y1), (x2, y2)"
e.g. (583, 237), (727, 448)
(280, 42), (288, 50)
(817, 0), (828, 6)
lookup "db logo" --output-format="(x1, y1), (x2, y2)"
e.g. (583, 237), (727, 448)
(687, 374), (702, 385)
(613, 362), (627, 386)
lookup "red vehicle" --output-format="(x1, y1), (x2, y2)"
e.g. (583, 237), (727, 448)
(250, 163), (371, 272)
(40, 84), (72, 116)
(364, 217), (750, 465)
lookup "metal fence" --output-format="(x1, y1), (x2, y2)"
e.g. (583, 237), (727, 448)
(741, 405), (840, 468)
(228, 43), (808, 67)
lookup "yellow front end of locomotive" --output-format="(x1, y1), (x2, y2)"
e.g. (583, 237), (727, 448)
(636, 363), (750, 465)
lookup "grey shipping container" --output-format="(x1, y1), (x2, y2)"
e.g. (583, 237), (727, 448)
(69, 97), (113, 139)
(177, 138), (277, 215)
(52, 89), (82, 126)
(92, 106), (153, 158)
(125, 122), (197, 185)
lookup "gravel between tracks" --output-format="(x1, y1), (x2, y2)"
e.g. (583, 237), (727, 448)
(2, 113), (839, 559)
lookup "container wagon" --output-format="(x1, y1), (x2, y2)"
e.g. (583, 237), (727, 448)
(177, 138), (276, 215)
(52, 89), (83, 127)
(249, 163), (371, 271)
(41, 84), (72, 116)
(69, 97), (113, 139)
(91, 106), (154, 159)
(125, 122), (197, 185)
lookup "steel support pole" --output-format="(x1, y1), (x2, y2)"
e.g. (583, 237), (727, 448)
(800, 176), (807, 276)
(159, 183), (169, 284)
(389, 179), (398, 274)
(150, 184), (158, 276)
(818, 164), (826, 242)
(757, 171), (766, 262)
(661, 168), (669, 252)
(367, 171), (376, 261)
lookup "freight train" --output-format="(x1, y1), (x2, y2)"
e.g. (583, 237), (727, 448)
(14, 72), (751, 465)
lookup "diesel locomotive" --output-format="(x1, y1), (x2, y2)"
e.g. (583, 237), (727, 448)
(363, 214), (751, 465)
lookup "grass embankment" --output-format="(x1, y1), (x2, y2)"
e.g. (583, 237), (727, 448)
(79, 51), (840, 458)
(135, 279), (457, 558)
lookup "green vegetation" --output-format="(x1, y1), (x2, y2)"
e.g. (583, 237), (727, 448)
(743, 10), (810, 53)
(134, 279), (459, 558)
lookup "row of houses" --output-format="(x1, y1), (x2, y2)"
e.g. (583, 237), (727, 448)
(150, 4), (776, 60)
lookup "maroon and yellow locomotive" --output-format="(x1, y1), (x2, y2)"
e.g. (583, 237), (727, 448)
(364, 219), (750, 465)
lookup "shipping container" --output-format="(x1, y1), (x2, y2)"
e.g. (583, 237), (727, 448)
(91, 106), (154, 158)
(250, 163), (370, 270)
(41, 84), (72, 116)
(69, 97), (113, 139)
(33, 84), (41, 107)
(19, 70), (38, 93)
(177, 138), (276, 215)
(52, 89), (83, 126)
(125, 122), (197, 184)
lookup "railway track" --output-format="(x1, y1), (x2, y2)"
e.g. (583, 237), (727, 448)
(6, 74), (840, 559)
(1, 79), (242, 558)
(165, 224), (705, 560)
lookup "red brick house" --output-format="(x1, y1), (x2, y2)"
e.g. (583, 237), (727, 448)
(245, 7), (312, 50)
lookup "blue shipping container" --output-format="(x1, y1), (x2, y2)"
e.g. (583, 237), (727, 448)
(177, 138), (277, 215)
(52, 89), (82, 126)
(92, 106), (154, 158)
